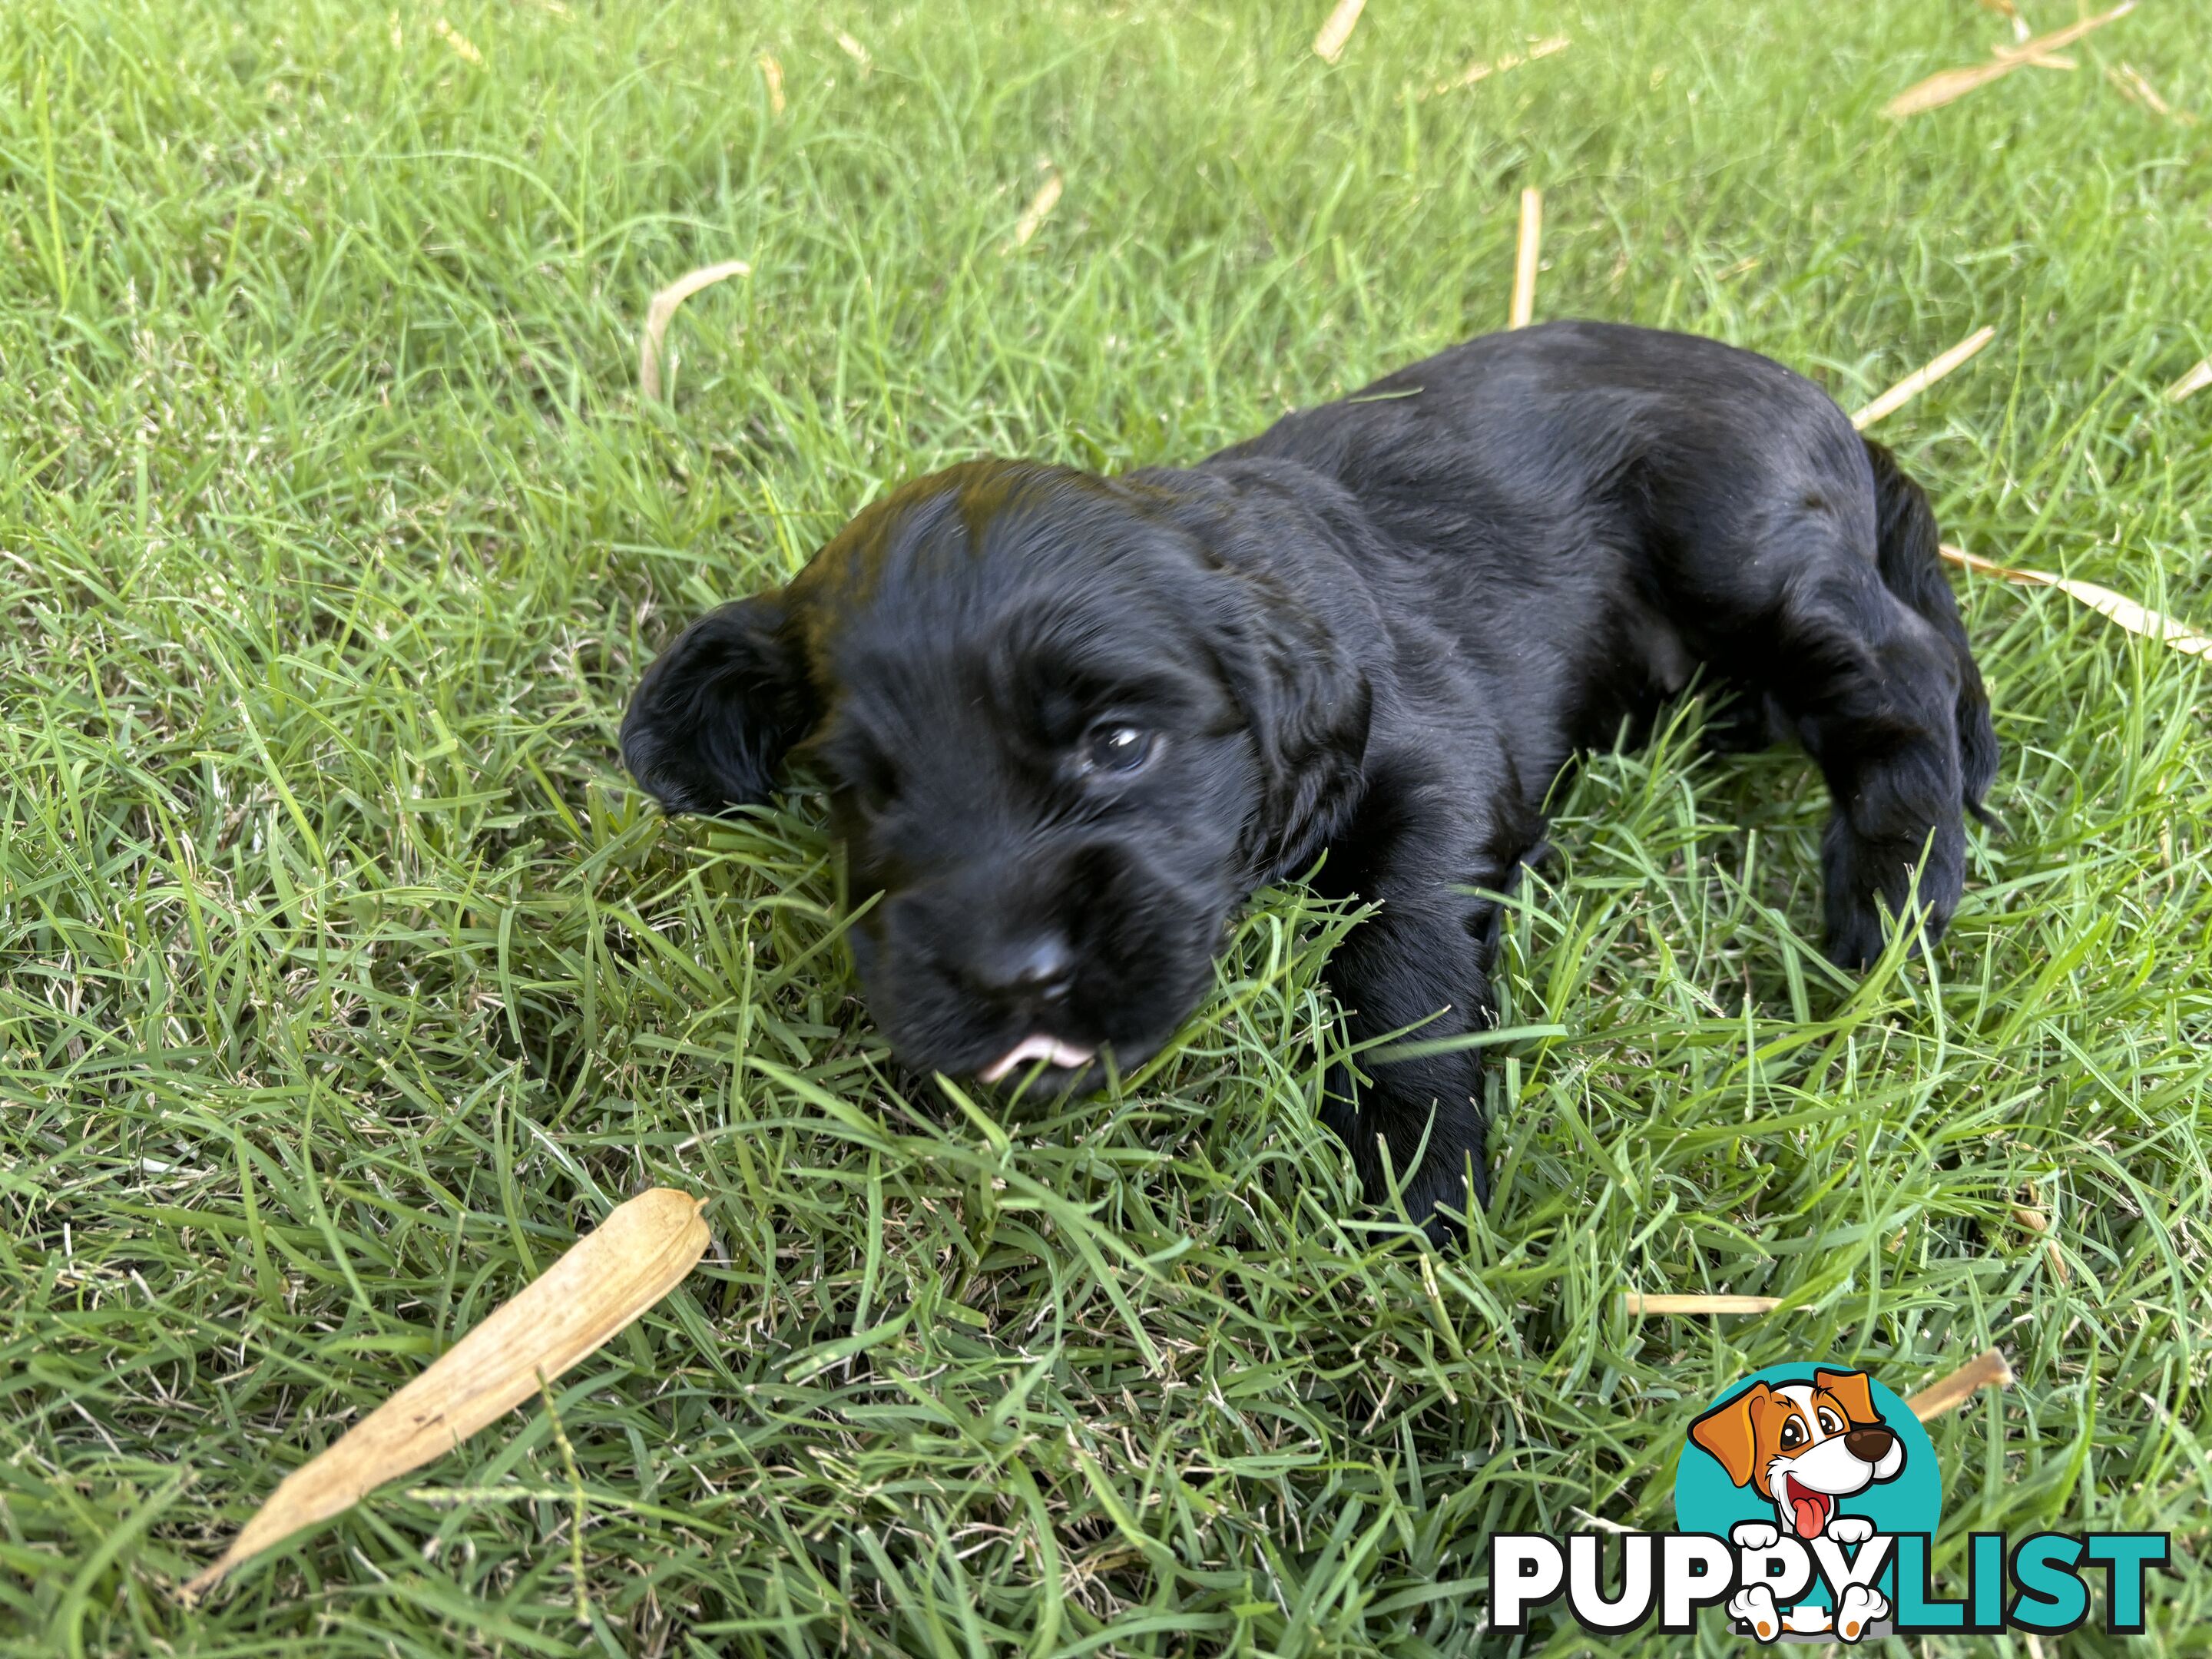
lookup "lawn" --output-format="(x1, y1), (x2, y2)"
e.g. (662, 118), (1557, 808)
(2, 0), (2209, 1653)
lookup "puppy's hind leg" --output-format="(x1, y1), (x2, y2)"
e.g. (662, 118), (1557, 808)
(1864, 440), (1998, 821)
(1794, 448), (1995, 965)
(1753, 568), (1971, 969)
(1673, 442), (1986, 968)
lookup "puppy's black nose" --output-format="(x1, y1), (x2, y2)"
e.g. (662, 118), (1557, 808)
(970, 933), (1075, 1002)
(1844, 1426), (1894, 1463)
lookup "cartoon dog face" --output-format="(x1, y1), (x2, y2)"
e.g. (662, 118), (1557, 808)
(1689, 1370), (1906, 1541)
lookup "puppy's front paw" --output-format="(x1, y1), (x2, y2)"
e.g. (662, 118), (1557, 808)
(1836, 1582), (1889, 1642)
(1820, 818), (1961, 969)
(1825, 1515), (1875, 1546)
(1727, 1586), (1783, 1643)
(1730, 1521), (1782, 1551)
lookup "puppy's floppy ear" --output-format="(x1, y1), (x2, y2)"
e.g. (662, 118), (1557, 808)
(620, 591), (816, 815)
(1689, 1382), (1768, 1490)
(1137, 463), (1379, 876)
(1813, 1369), (1881, 1428)
(1225, 591), (1374, 875)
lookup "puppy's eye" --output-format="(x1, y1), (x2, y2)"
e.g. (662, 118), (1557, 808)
(1081, 724), (1155, 776)
(1817, 1409), (1844, 1436)
(1780, 1419), (1804, 1449)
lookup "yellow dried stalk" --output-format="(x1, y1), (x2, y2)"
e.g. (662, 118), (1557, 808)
(2012, 1196), (2071, 1285)
(1849, 325), (1995, 429)
(1510, 187), (1542, 329)
(1312, 0), (1366, 65)
(1882, 1), (2136, 120)
(1905, 1348), (2013, 1422)
(639, 260), (753, 400)
(2164, 358), (2212, 402)
(758, 51), (786, 117)
(1008, 170), (1064, 250)
(1621, 1293), (1783, 1315)
(1423, 35), (1570, 98)
(180, 1189), (710, 1601)
(1941, 545), (2212, 661)
(2108, 61), (2192, 121)
(432, 18), (485, 67)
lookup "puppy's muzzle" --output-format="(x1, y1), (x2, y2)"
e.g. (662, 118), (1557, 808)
(962, 931), (1075, 1005)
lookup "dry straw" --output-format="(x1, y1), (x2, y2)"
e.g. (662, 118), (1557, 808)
(1312, 0), (1366, 65)
(2012, 1194), (2071, 1284)
(1849, 326), (1996, 429)
(639, 260), (752, 401)
(758, 51), (786, 118)
(1424, 35), (1570, 99)
(1836, 327), (2208, 660)
(2107, 61), (2193, 121)
(180, 1188), (710, 1601)
(1509, 188), (1542, 329)
(1905, 1349), (2014, 1422)
(1621, 1293), (1783, 1315)
(1008, 170), (1064, 250)
(1940, 545), (2212, 660)
(432, 18), (485, 67)
(1882, 1), (2136, 120)
(2163, 359), (2212, 403)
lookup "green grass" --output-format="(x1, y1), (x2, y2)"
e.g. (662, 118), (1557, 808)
(2, 0), (2210, 1652)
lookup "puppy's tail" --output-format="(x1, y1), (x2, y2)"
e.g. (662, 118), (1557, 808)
(1863, 439), (1998, 823)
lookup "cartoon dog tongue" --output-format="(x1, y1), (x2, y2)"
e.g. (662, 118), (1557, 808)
(1785, 1478), (1833, 1540)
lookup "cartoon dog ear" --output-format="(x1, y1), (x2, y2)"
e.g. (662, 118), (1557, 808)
(620, 591), (816, 815)
(1689, 1382), (1768, 1488)
(1813, 1369), (1881, 1426)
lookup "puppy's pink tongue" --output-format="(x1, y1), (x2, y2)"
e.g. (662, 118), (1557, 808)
(980, 1035), (1095, 1083)
(1790, 1491), (1829, 1541)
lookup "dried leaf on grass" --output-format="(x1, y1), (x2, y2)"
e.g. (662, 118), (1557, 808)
(2108, 61), (2194, 121)
(1882, 1), (2135, 119)
(1621, 1293), (1783, 1315)
(1992, 36), (2078, 69)
(1007, 169), (1063, 251)
(1423, 35), (1570, 98)
(2012, 1194), (2071, 1284)
(180, 1189), (710, 1601)
(432, 18), (485, 67)
(1849, 325), (1995, 429)
(1942, 545), (2212, 661)
(639, 260), (752, 400)
(1509, 187), (1542, 329)
(2164, 359), (2212, 403)
(1905, 1349), (2013, 1422)
(758, 51), (786, 117)
(1312, 0), (1366, 64)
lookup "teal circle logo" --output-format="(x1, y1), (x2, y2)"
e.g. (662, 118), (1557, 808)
(1675, 1365), (1940, 1639)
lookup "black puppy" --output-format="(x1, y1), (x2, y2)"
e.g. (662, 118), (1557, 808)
(621, 322), (1995, 1238)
